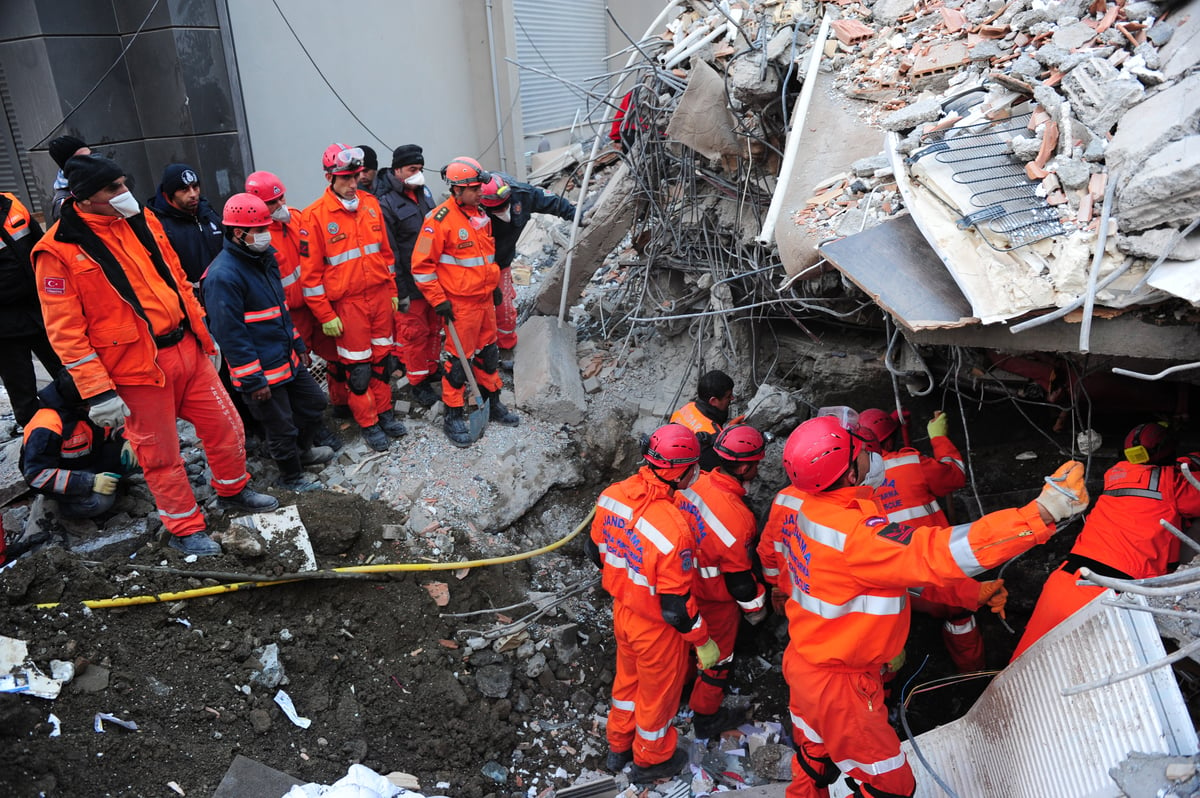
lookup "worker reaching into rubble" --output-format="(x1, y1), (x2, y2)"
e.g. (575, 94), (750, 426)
(674, 423), (769, 739)
(671, 369), (735, 471)
(412, 156), (518, 447)
(300, 143), (406, 452)
(478, 172), (578, 353)
(858, 407), (1004, 673)
(586, 423), (722, 783)
(758, 414), (1088, 798)
(32, 155), (279, 557)
(1013, 423), (1200, 660)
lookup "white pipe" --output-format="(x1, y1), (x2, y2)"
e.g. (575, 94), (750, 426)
(659, 24), (710, 66)
(756, 12), (832, 246)
(485, 0), (508, 173)
(663, 24), (726, 70)
(1079, 171), (1118, 352)
(1112, 361), (1200, 381)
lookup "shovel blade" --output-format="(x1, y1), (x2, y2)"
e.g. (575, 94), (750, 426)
(467, 398), (489, 441)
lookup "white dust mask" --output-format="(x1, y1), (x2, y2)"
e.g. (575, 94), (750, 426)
(861, 452), (886, 489)
(246, 230), (272, 252)
(403, 172), (425, 189)
(108, 192), (140, 218)
(270, 204), (290, 222)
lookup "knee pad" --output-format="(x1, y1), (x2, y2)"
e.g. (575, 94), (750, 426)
(348, 363), (372, 394)
(795, 748), (839, 789)
(854, 781), (914, 798)
(474, 343), (500, 374)
(443, 358), (467, 390)
(326, 361), (346, 383)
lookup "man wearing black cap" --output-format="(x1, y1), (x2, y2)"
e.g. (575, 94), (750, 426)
(47, 135), (91, 224)
(376, 144), (440, 407)
(146, 163), (223, 284)
(32, 154), (278, 557)
(357, 145), (379, 193)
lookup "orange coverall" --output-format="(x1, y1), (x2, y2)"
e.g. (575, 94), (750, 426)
(758, 484), (1052, 798)
(1013, 461), (1200, 659)
(33, 206), (250, 537)
(299, 189), (396, 428)
(590, 467), (710, 768)
(411, 198), (501, 409)
(675, 469), (766, 715)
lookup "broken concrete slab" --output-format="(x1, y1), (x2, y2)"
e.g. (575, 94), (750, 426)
(879, 98), (943, 132)
(1106, 72), (1200, 177)
(872, 0), (918, 25)
(1118, 227), (1200, 261)
(212, 754), (303, 798)
(1117, 135), (1200, 232)
(1158, 1), (1200, 79)
(513, 317), (587, 425)
(665, 59), (743, 159)
(1061, 58), (1145, 134)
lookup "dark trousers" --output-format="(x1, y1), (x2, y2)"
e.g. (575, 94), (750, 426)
(0, 333), (62, 427)
(243, 367), (327, 473)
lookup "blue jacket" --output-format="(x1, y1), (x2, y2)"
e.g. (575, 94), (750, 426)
(21, 381), (124, 500)
(201, 237), (304, 394)
(146, 190), (224, 283)
(485, 173), (577, 269)
(374, 171), (436, 300)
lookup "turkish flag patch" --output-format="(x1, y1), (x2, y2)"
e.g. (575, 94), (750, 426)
(876, 522), (914, 546)
(43, 277), (65, 295)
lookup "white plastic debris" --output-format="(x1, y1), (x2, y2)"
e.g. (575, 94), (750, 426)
(0, 636), (64, 699)
(93, 713), (138, 732)
(47, 713), (61, 737)
(274, 689), (312, 729)
(1015, 451), (1039, 461)
(1076, 429), (1102, 455)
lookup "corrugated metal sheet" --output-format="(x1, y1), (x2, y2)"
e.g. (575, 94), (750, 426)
(832, 591), (1197, 797)
(511, 0), (607, 135)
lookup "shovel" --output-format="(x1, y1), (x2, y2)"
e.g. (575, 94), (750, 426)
(445, 319), (489, 441)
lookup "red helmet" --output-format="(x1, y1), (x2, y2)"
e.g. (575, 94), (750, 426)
(323, 143), (365, 175)
(245, 171), (286, 202)
(441, 156), (489, 187)
(714, 424), (765, 462)
(222, 193), (271, 227)
(783, 416), (862, 492)
(643, 423), (701, 469)
(858, 408), (900, 447)
(1124, 423), (1175, 465)
(480, 174), (511, 208)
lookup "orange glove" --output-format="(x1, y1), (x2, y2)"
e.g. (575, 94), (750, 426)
(978, 579), (1007, 619)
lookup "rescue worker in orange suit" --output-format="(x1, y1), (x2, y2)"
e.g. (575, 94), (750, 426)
(757, 415), (1087, 798)
(244, 171), (342, 452)
(670, 369), (735, 471)
(376, 145), (440, 408)
(20, 369), (136, 518)
(674, 424), (769, 739)
(1013, 423), (1200, 659)
(858, 408), (1003, 673)
(32, 155), (278, 557)
(412, 156), (518, 447)
(299, 143), (406, 452)
(585, 423), (722, 782)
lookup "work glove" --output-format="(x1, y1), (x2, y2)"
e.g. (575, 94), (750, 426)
(88, 392), (130, 428)
(1036, 460), (1089, 522)
(927, 410), (949, 439)
(771, 587), (788, 615)
(92, 472), (120, 496)
(396, 296), (411, 313)
(493, 288), (503, 306)
(885, 648), (907, 673)
(695, 638), (722, 671)
(434, 300), (455, 321)
(744, 607), (768, 626)
(391, 296), (400, 312)
(978, 579), (1008, 619)
(120, 440), (138, 471)
(251, 386), (272, 402)
(321, 317), (344, 337)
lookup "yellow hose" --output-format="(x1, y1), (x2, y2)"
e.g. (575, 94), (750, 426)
(36, 507), (595, 610)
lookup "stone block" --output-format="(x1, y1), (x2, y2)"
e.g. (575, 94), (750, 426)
(879, 98), (943, 132)
(1106, 73), (1200, 176)
(582, 376), (601, 394)
(873, 0), (917, 25)
(393, 400), (411, 415)
(1117, 135), (1200, 232)
(1061, 58), (1145, 134)
(513, 317), (587, 425)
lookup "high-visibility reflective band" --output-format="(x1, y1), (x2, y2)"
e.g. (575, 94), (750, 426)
(243, 306), (283, 323)
(908, 586), (925, 597)
(792, 588), (906, 619)
(635, 517), (674, 555)
(159, 504), (202, 520)
(945, 616), (977, 634)
(762, 565), (780, 578)
(437, 253), (491, 268)
(0, 226), (30, 249)
(409, 369), (431, 378)
(737, 591), (767, 611)
(370, 336), (394, 347)
(31, 469), (58, 489)
(498, 327), (515, 334)
(54, 470), (69, 492)
(362, 243), (381, 255)
(414, 272), (437, 283)
(337, 345), (372, 361)
(836, 751), (907, 777)
(280, 265), (301, 287)
(798, 514), (847, 552)
(886, 501), (940, 523)
(948, 523), (983, 576)
(688, 614), (704, 632)
(790, 711), (823, 743)
(213, 475), (247, 486)
(680, 488), (737, 547)
(230, 360), (263, 378)
(303, 285), (326, 297)
(636, 721), (671, 741)
(65, 353), (98, 370)
(885, 453), (921, 468)
(264, 362), (294, 383)
(611, 698), (635, 712)
(62, 449), (89, 460)
(940, 455), (965, 472)
(774, 493), (804, 511)
(1105, 472), (1162, 500)
(597, 494), (634, 520)
(698, 566), (721, 579)
(601, 551), (654, 592)
(326, 247), (363, 266)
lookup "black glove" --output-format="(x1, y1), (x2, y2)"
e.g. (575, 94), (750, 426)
(493, 288), (503, 306)
(434, 300), (455, 321)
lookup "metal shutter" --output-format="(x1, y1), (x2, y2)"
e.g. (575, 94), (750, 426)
(511, 0), (607, 136)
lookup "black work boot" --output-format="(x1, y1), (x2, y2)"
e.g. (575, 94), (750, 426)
(485, 389), (519, 426)
(378, 410), (408, 438)
(218, 487), (280, 513)
(309, 423), (343, 452)
(629, 749), (689, 783)
(605, 749), (632, 772)
(360, 424), (389, 452)
(299, 445), (336, 467)
(443, 406), (472, 448)
(411, 380), (439, 408)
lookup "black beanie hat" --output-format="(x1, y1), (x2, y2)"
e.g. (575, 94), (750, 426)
(48, 136), (87, 170)
(160, 163), (200, 196)
(357, 145), (378, 172)
(391, 144), (424, 169)
(64, 155), (124, 200)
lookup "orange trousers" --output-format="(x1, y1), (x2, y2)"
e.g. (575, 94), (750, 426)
(331, 289), (393, 428)
(1011, 565), (1102, 660)
(440, 296), (502, 409)
(783, 648), (916, 798)
(118, 333), (250, 537)
(910, 595), (984, 673)
(608, 602), (689, 767)
(395, 296), (441, 387)
(497, 267), (518, 349)
(689, 598), (738, 715)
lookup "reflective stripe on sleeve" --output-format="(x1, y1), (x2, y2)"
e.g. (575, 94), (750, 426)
(280, 265), (301, 287)
(243, 307), (283, 323)
(65, 353), (98, 370)
(948, 523), (984, 576)
(303, 285), (326, 297)
(884, 453), (920, 469)
(597, 494), (634, 520)
(414, 273), (437, 283)
(886, 501), (940, 524)
(939, 456), (965, 472)
(792, 589), (906, 619)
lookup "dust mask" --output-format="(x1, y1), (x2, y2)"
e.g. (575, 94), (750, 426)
(403, 171), (425, 189)
(270, 204), (290, 223)
(339, 195), (360, 212)
(245, 230), (272, 252)
(860, 452), (886, 489)
(108, 191), (140, 218)
(492, 207), (512, 223)
(468, 211), (489, 231)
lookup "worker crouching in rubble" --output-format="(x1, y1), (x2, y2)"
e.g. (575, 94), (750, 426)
(586, 423), (723, 783)
(671, 369), (736, 471)
(758, 415), (1087, 798)
(1013, 422), (1200, 660)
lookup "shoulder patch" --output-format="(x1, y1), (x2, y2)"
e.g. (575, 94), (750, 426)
(434, 206), (449, 221)
(864, 516), (888, 527)
(876, 522), (914, 546)
(679, 547), (694, 573)
(298, 240), (309, 257)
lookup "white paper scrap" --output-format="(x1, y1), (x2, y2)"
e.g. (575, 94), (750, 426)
(274, 689), (312, 729)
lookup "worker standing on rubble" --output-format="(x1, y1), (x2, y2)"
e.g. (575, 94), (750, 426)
(145, 163), (224, 285)
(586, 423), (722, 782)
(478, 172), (577, 353)
(858, 408), (1004, 672)
(1013, 423), (1200, 659)
(300, 143), (406, 452)
(412, 156), (518, 447)
(671, 369), (735, 471)
(674, 424), (769, 739)
(758, 414), (1087, 798)
(33, 155), (279, 557)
